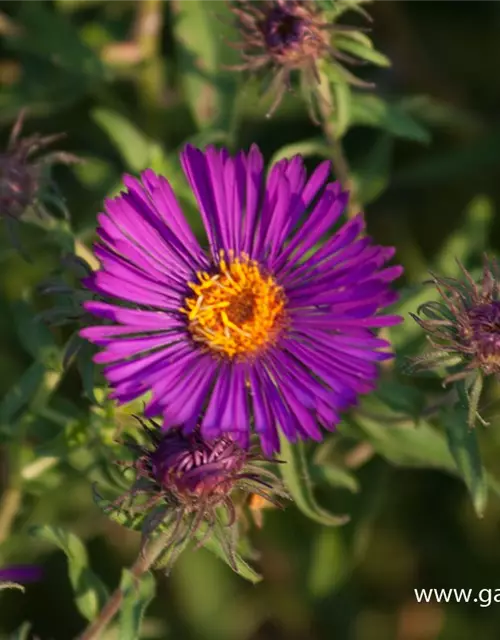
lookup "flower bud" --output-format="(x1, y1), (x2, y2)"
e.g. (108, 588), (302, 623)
(103, 419), (288, 573)
(412, 256), (500, 384)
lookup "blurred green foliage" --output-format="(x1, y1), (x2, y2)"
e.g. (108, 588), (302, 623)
(1, 1), (500, 640)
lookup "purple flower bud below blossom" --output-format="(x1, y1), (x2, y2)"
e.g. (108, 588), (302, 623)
(151, 430), (247, 501)
(104, 419), (288, 573)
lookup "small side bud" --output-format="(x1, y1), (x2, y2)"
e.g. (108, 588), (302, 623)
(412, 256), (500, 425)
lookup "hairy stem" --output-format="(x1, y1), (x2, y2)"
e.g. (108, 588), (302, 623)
(76, 529), (170, 640)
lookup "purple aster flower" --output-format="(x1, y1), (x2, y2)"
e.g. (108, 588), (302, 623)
(412, 256), (500, 384)
(0, 564), (42, 584)
(104, 419), (286, 572)
(80, 144), (402, 455)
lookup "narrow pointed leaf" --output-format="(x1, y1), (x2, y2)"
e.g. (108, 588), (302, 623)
(0, 361), (46, 425)
(29, 525), (108, 621)
(119, 570), (156, 640)
(201, 525), (263, 584)
(93, 108), (153, 172)
(279, 436), (349, 526)
(442, 400), (488, 517)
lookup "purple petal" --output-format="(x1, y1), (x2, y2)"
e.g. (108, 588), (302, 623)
(0, 565), (42, 584)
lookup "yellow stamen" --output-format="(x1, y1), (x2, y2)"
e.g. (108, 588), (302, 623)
(181, 251), (286, 359)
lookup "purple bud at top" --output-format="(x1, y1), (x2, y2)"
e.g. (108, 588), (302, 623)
(227, 0), (369, 119)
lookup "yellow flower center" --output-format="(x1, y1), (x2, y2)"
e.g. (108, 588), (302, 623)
(181, 252), (286, 359)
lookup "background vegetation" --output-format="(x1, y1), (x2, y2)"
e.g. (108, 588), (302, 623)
(1, 1), (500, 639)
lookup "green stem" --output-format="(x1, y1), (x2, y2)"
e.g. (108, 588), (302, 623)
(317, 71), (359, 219)
(76, 529), (170, 640)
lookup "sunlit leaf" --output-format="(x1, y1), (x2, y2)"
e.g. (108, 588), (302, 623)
(335, 32), (391, 68)
(0, 582), (25, 593)
(270, 139), (331, 166)
(92, 108), (153, 173)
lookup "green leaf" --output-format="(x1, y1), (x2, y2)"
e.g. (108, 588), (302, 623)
(352, 134), (393, 205)
(11, 301), (59, 368)
(307, 528), (348, 599)
(435, 196), (493, 275)
(7, 3), (105, 81)
(331, 79), (352, 139)
(442, 400), (488, 517)
(173, 0), (237, 130)
(375, 379), (426, 420)
(398, 95), (482, 135)
(279, 436), (349, 526)
(312, 463), (360, 494)
(30, 525), (108, 621)
(8, 622), (32, 640)
(92, 108), (154, 173)
(343, 413), (456, 471)
(119, 570), (156, 640)
(0, 361), (46, 425)
(201, 525), (263, 584)
(335, 33), (391, 68)
(350, 94), (431, 143)
(76, 341), (97, 403)
(393, 126), (500, 187)
(92, 486), (146, 531)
